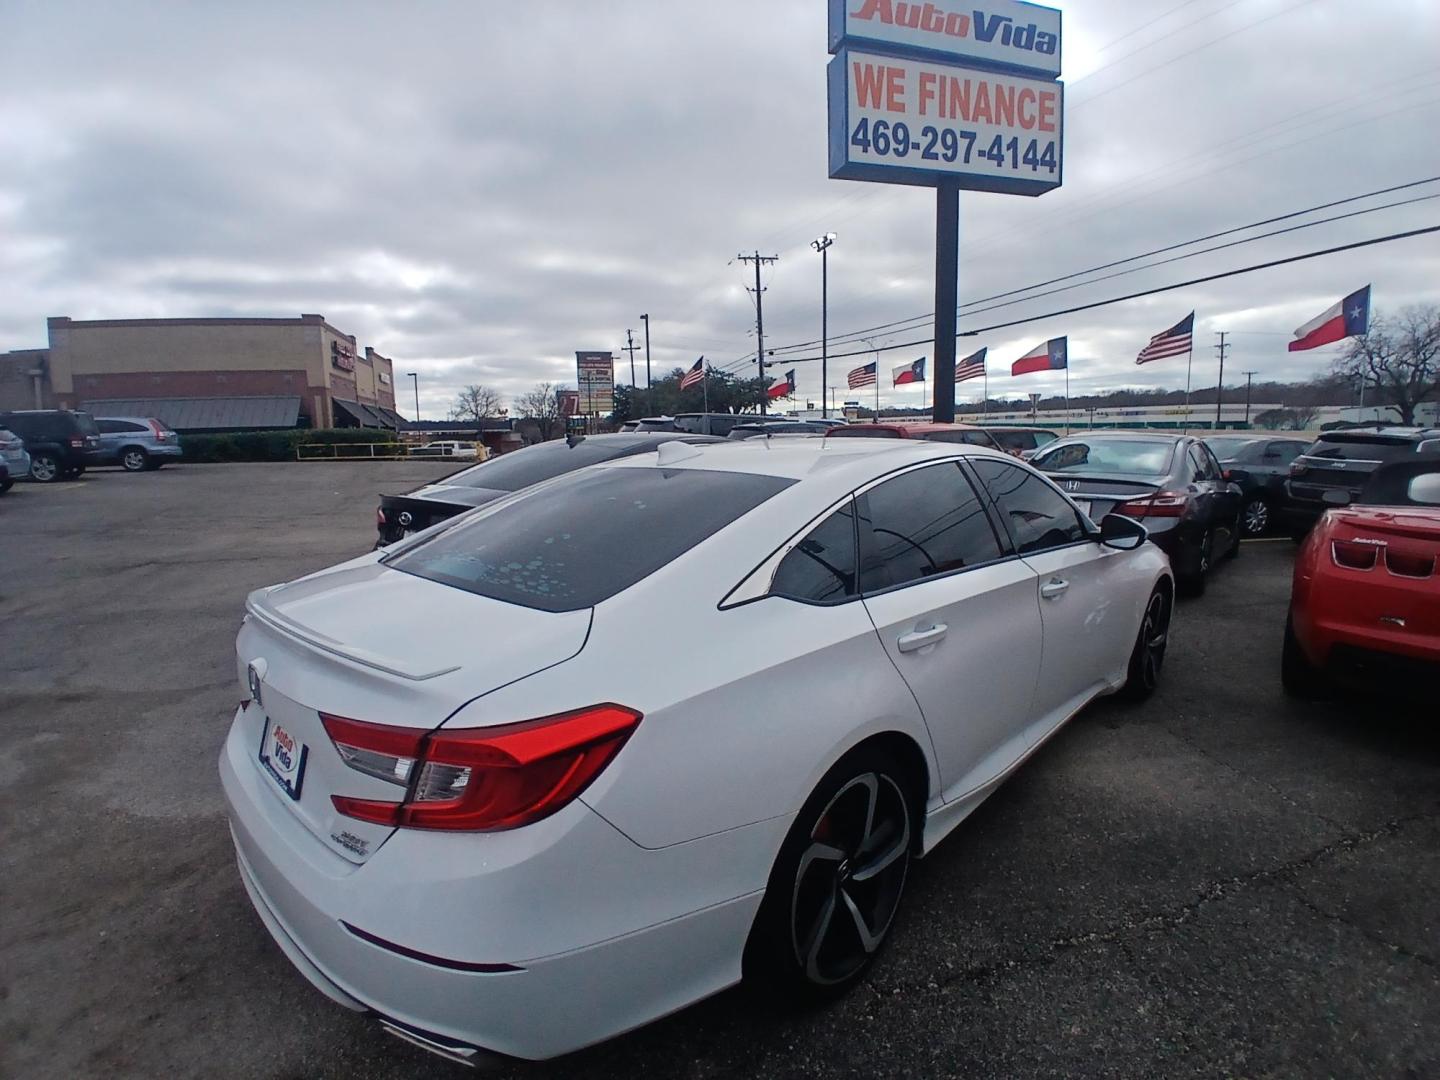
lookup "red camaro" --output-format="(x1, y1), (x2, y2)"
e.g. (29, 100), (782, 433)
(1283, 459), (1440, 697)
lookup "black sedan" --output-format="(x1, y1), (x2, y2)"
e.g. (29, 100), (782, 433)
(376, 432), (722, 546)
(1203, 435), (1308, 536)
(1031, 432), (1243, 595)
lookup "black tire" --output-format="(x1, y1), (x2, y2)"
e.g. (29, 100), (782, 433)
(1281, 613), (1326, 699)
(120, 447), (149, 472)
(1240, 496), (1271, 537)
(29, 452), (61, 483)
(744, 747), (916, 1002)
(0, 478), (12, 494)
(1120, 584), (1173, 702)
(1223, 514), (1243, 560)
(1178, 530), (1211, 597)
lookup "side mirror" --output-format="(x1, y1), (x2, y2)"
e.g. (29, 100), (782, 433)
(1099, 512), (1148, 551)
(1321, 489), (1351, 507)
(1223, 468), (1251, 485)
(1417, 439), (1440, 456)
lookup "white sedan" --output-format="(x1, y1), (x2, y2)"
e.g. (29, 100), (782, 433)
(220, 438), (1173, 1065)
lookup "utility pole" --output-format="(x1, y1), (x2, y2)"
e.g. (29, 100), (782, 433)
(1241, 370), (1258, 427)
(811, 234), (835, 417)
(1214, 331), (1229, 430)
(737, 252), (779, 414)
(828, 385), (839, 416)
(640, 314), (652, 415)
(407, 372), (420, 422)
(622, 330), (641, 413)
(933, 181), (960, 424)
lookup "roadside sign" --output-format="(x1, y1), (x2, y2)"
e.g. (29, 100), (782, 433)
(829, 0), (1061, 79)
(575, 352), (615, 414)
(828, 47), (1062, 194)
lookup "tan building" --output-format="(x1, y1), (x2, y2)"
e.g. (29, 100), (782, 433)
(0, 314), (404, 430)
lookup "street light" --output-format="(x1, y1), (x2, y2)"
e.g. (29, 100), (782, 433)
(407, 372), (420, 422)
(640, 313), (651, 416)
(810, 233), (836, 418)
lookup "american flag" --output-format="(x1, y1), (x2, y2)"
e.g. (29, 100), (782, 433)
(679, 356), (705, 390)
(848, 361), (877, 388)
(1135, 313), (1194, 365)
(956, 347), (986, 384)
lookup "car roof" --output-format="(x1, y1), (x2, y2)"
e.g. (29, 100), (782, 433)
(95, 415), (163, 422)
(1045, 430), (1186, 443)
(601, 433), (1015, 482)
(839, 420), (985, 432)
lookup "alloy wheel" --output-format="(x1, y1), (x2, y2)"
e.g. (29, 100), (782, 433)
(30, 455), (58, 482)
(1136, 589), (1172, 690)
(1242, 498), (1269, 535)
(1198, 530), (1213, 575)
(122, 449), (147, 471)
(790, 772), (910, 986)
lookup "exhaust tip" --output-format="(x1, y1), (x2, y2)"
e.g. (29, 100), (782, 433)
(380, 1021), (498, 1069)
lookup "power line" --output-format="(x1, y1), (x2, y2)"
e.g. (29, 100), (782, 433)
(765, 177), (1440, 356)
(767, 224), (1440, 365)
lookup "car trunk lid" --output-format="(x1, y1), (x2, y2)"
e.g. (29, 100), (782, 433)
(238, 561), (592, 862)
(1042, 474), (1163, 519)
(1320, 508), (1440, 645)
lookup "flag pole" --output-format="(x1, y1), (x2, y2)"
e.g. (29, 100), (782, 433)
(1065, 365), (1070, 435)
(702, 359), (709, 414)
(983, 369), (988, 416)
(1183, 342), (1193, 435)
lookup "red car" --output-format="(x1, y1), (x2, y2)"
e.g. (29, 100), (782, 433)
(1283, 459), (1440, 697)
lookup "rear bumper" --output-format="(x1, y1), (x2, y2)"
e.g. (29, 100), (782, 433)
(1290, 606), (1440, 694)
(219, 709), (769, 1060)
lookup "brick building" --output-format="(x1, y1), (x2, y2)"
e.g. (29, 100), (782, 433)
(0, 314), (405, 430)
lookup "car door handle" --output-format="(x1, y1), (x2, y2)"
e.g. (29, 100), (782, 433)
(1040, 578), (1069, 600)
(897, 623), (948, 653)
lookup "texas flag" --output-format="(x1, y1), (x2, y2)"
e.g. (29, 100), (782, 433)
(1012, 336), (1068, 376)
(1288, 285), (1370, 352)
(767, 369), (796, 399)
(892, 357), (926, 386)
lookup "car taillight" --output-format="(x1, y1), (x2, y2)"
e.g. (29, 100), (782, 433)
(148, 419), (173, 441)
(322, 704), (642, 832)
(376, 506), (387, 527)
(1331, 539), (1380, 570)
(1116, 491), (1189, 518)
(1289, 461), (1308, 477)
(1384, 550), (1434, 578)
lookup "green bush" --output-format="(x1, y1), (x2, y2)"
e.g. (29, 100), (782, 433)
(179, 428), (399, 463)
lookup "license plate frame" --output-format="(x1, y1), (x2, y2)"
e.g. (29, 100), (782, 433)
(259, 717), (308, 801)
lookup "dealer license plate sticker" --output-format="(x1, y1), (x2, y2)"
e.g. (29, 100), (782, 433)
(259, 718), (308, 801)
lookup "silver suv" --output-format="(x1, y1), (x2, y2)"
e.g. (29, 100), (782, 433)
(95, 416), (183, 471)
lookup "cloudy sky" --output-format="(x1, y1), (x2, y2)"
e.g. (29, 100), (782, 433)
(2, 0), (1437, 416)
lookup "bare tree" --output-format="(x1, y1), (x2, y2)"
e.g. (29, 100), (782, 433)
(452, 383), (503, 423)
(1333, 304), (1440, 425)
(513, 382), (567, 440)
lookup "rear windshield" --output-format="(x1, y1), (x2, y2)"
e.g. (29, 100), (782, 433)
(827, 426), (900, 438)
(988, 430), (1037, 452)
(1306, 437), (1417, 462)
(1033, 439), (1176, 476)
(385, 467), (794, 611)
(1205, 436), (1260, 460)
(440, 438), (652, 492)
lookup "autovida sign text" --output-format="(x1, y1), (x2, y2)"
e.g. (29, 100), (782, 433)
(827, 0), (1063, 196)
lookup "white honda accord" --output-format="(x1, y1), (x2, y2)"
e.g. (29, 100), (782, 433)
(220, 438), (1173, 1065)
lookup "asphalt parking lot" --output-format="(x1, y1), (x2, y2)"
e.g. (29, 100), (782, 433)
(2, 461), (1437, 1079)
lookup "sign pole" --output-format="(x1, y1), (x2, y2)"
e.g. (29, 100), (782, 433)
(933, 181), (959, 423)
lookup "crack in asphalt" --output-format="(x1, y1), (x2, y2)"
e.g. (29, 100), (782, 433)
(1280, 886), (1438, 970)
(897, 811), (1439, 995)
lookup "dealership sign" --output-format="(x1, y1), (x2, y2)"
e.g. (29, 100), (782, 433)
(827, 0), (1062, 195)
(829, 49), (1061, 193)
(575, 351), (615, 413)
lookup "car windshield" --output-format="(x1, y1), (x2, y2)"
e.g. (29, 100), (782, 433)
(439, 437), (658, 492)
(1033, 439), (1175, 476)
(1205, 437), (1259, 459)
(386, 467), (793, 611)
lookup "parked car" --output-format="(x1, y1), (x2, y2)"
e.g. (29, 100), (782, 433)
(981, 426), (1060, 459)
(672, 412), (770, 437)
(0, 428), (30, 493)
(411, 440), (481, 460)
(0, 409), (104, 482)
(1283, 458), (1440, 698)
(1283, 428), (1440, 537)
(1030, 431), (1243, 595)
(631, 416), (679, 432)
(376, 432), (723, 545)
(221, 439), (1172, 1065)
(1204, 435), (1309, 536)
(94, 415), (183, 471)
(726, 421), (832, 439)
(825, 420), (1005, 450)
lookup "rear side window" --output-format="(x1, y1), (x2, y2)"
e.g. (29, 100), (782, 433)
(386, 467), (793, 611)
(99, 419), (147, 433)
(970, 458), (1088, 554)
(770, 502), (858, 604)
(858, 463), (1002, 592)
(990, 431), (1036, 452)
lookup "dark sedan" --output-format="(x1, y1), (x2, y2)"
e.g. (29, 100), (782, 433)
(1031, 432), (1243, 595)
(375, 432), (723, 546)
(1203, 435), (1308, 536)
